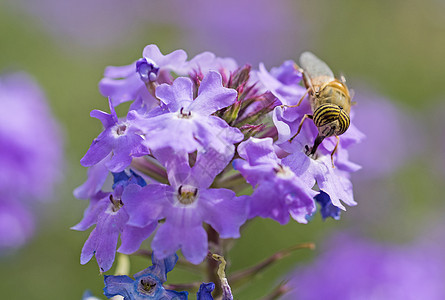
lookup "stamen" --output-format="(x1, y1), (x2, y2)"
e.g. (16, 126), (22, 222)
(177, 185), (198, 205)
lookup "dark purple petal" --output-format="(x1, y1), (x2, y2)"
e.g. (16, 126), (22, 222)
(314, 191), (341, 220)
(197, 282), (215, 300)
(103, 275), (135, 299)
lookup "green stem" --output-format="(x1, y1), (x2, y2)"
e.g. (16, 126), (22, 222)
(206, 225), (222, 297)
(130, 157), (168, 184)
(229, 242), (315, 285)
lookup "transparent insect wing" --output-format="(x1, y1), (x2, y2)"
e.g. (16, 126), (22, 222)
(299, 52), (335, 81)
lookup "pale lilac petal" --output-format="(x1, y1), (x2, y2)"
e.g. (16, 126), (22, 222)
(155, 77), (193, 112)
(103, 63), (135, 78)
(142, 114), (201, 153)
(153, 207), (207, 264)
(191, 147), (233, 188)
(80, 133), (114, 167)
(232, 159), (273, 187)
(105, 134), (149, 173)
(181, 226), (208, 264)
(99, 73), (145, 106)
(189, 71), (238, 115)
(151, 223), (181, 261)
(249, 184), (290, 224)
(80, 206), (129, 272)
(71, 194), (109, 231)
(73, 154), (110, 199)
(237, 137), (279, 166)
(200, 190), (247, 238)
(123, 184), (168, 227)
(142, 45), (187, 71)
(118, 222), (157, 254)
(257, 61), (305, 106)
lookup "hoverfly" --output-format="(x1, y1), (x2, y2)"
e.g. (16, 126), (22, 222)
(289, 52), (351, 167)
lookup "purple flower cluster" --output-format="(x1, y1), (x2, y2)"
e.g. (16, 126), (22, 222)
(0, 73), (63, 250)
(74, 44), (363, 273)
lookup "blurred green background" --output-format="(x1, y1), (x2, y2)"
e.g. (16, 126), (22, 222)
(0, 0), (444, 299)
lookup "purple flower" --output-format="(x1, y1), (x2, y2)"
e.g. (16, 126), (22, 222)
(130, 71), (243, 157)
(0, 72), (63, 249)
(272, 100), (363, 210)
(348, 89), (422, 180)
(0, 201), (34, 250)
(197, 283), (215, 300)
(0, 72), (63, 201)
(284, 234), (445, 300)
(99, 44), (187, 107)
(72, 170), (157, 272)
(123, 148), (248, 264)
(234, 137), (316, 224)
(104, 253), (188, 299)
(80, 98), (150, 173)
(314, 191), (341, 220)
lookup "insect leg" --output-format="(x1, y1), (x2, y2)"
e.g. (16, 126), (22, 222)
(289, 114), (313, 142)
(330, 136), (340, 168)
(280, 87), (311, 108)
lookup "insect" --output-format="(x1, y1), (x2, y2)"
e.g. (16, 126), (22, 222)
(289, 52), (351, 167)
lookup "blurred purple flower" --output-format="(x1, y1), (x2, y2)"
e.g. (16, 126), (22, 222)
(4, 0), (305, 65)
(123, 148), (248, 264)
(0, 73), (63, 201)
(72, 170), (156, 272)
(0, 201), (34, 249)
(0, 73), (63, 249)
(104, 253), (188, 299)
(284, 233), (445, 300)
(233, 137), (316, 224)
(348, 89), (422, 180)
